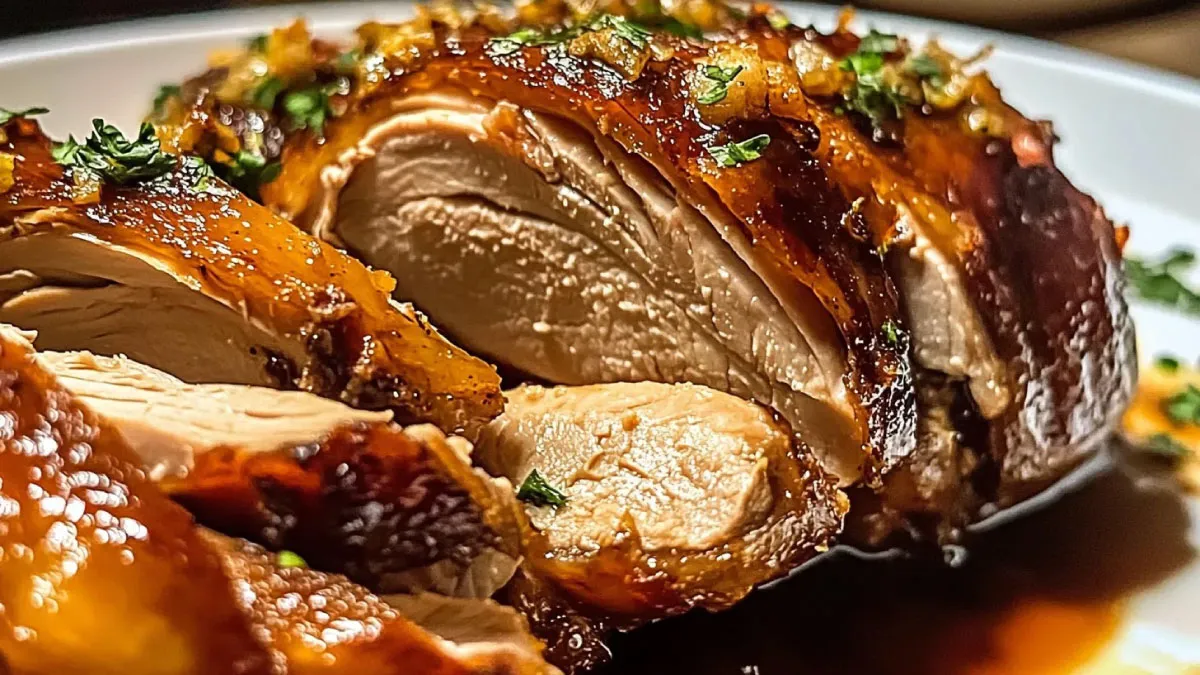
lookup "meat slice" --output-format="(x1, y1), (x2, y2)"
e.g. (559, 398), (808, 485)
(0, 117), (502, 433)
(0, 323), (556, 675)
(470, 381), (844, 663)
(153, 5), (1134, 538)
(37, 347), (522, 597)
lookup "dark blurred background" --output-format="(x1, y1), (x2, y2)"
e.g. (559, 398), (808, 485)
(3, 0), (1199, 77)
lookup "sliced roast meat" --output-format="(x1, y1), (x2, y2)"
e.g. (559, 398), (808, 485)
(0, 323), (557, 675)
(0, 117), (502, 434)
(154, 6), (1134, 539)
(471, 382), (844, 636)
(37, 347), (522, 597)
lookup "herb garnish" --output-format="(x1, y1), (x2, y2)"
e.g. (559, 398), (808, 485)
(249, 76), (286, 110)
(858, 30), (900, 54)
(706, 134), (770, 168)
(697, 64), (745, 105)
(881, 319), (900, 345)
(247, 34), (269, 52)
(1157, 355), (1182, 372)
(661, 18), (704, 39)
(0, 106), (49, 126)
(1164, 384), (1200, 427)
(217, 149), (281, 200)
(766, 11), (791, 30)
(590, 14), (653, 48)
(906, 53), (943, 82)
(517, 469), (569, 508)
(1143, 433), (1191, 462)
(152, 85), (181, 116)
(839, 47), (908, 127)
(1126, 248), (1200, 315)
(486, 27), (546, 57)
(282, 83), (338, 135)
(277, 550), (307, 568)
(487, 14), (653, 58)
(53, 120), (176, 185)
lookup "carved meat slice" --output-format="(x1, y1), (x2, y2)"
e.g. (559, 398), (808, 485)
(153, 4), (1134, 542)
(35, 348), (522, 596)
(0, 323), (556, 675)
(470, 381), (844, 665)
(0, 117), (502, 434)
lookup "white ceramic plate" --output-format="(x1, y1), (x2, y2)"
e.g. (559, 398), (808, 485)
(0, 4), (1197, 672)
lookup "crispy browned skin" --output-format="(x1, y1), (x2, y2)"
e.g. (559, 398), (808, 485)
(0, 325), (551, 675)
(0, 325), (271, 674)
(164, 421), (523, 590)
(155, 4), (1134, 528)
(0, 117), (502, 433)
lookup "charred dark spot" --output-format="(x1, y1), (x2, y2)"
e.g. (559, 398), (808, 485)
(260, 347), (299, 390)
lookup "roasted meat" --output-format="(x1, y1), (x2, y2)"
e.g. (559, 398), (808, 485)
(0, 323), (557, 675)
(37, 348), (523, 596)
(153, 3), (1135, 541)
(472, 381), (844, 668)
(0, 116), (502, 434)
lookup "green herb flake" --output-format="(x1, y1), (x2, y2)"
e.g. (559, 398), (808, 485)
(487, 27), (546, 57)
(858, 30), (900, 54)
(590, 14), (654, 49)
(277, 550), (307, 568)
(1143, 433), (1191, 463)
(249, 76), (286, 110)
(517, 469), (569, 508)
(1156, 355), (1182, 372)
(906, 53), (943, 82)
(0, 106), (49, 126)
(1126, 248), (1200, 316)
(839, 50), (908, 126)
(706, 133), (770, 168)
(52, 119), (176, 185)
(334, 48), (362, 74)
(881, 319), (900, 345)
(661, 18), (704, 39)
(247, 34), (269, 52)
(152, 85), (182, 116)
(697, 64), (745, 105)
(282, 84), (335, 135)
(1163, 384), (1200, 427)
(217, 149), (281, 200)
(766, 11), (792, 30)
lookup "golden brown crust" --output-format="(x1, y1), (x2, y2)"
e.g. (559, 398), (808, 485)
(0, 117), (503, 433)
(164, 421), (523, 590)
(0, 323), (552, 675)
(153, 3), (1133, 522)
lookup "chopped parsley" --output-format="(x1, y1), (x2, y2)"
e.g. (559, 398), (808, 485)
(589, 14), (653, 49)
(52, 119), (176, 185)
(661, 18), (704, 39)
(1157, 355), (1182, 372)
(766, 11), (792, 30)
(282, 83), (337, 135)
(1126, 248), (1200, 316)
(277, 550), (307, 568)
(517, 469), (569, 508)
(0, 106), (49, 126)
(1143, 433), (1191, 462)
(334, 48), (362, 75)
(487, 14), (653, 58)
(247, 34), (269, 52)
(181, 155), (220, 193)
(706, 133), (770, 168)
(697, 64), (745, 105)
(906, 53), (943, 82)
(487, 27), (545, 57)
(216, 149), (281, 200)
(248, 76), (286, 110)
(881, 319), (900, 345)
(1164, 384), (1200, 427)
(858, 30), (900, 54)
(839, 49), (908, 127)
(152, 85), (181, 116)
